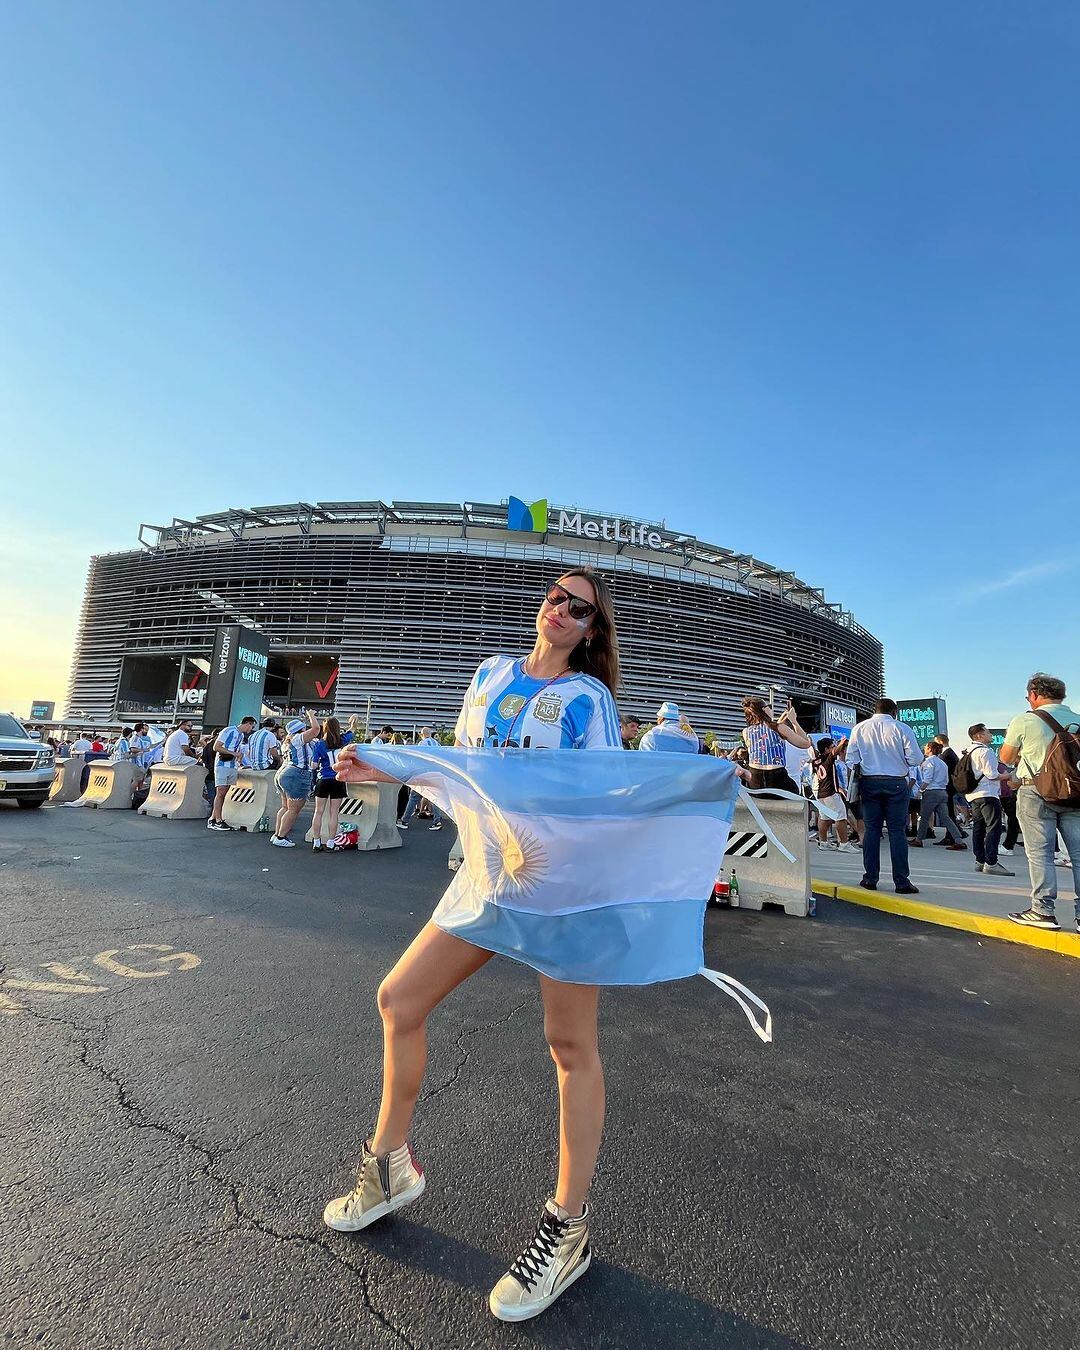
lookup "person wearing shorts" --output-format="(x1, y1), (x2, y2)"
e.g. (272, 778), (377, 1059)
(272, 711), (321, 848)
(208, 717), (256, 832)
(310, 716), (353, 851)
(811, 737), (858, 852)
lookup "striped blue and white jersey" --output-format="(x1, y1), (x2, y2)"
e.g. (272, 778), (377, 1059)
(215, 725), (243, 768)
(454, 655), (621, 750)
(130, 734), (153, 768)
(638, 723), (699, 754)
(110, 736), (132, 763)
(246, 727), (279, 770)
(285, 736), (315, 771)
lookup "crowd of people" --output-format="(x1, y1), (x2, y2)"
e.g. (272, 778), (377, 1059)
(49, 678), (1079, 931)
(52, 713), (450, 852)
(619, 684), (1080, 931)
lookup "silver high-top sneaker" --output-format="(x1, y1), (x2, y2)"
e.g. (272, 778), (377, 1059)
(323, 1139), (425, 1232)
(489, 1200), (591, 1322)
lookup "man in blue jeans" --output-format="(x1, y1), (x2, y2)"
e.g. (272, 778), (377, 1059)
(1000, 673), (1080, 932)
(845, 698), (924, 893)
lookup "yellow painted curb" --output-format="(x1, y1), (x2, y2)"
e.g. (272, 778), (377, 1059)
(811, 878), (1080, 961)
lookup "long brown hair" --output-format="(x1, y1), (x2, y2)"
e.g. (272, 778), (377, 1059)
(559, 567), (621, 695)
(321, 716), (344, 749)
(741, 695), (778, 729)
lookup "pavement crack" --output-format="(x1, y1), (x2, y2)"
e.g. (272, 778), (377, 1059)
(420, 996), (532, 1103)
(23, 1007), (418, 1350)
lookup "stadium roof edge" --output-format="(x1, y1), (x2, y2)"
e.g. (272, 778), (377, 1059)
(132, 501), (868, 636)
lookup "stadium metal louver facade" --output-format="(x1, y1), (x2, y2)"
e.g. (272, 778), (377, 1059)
(65, 500), (884, 736)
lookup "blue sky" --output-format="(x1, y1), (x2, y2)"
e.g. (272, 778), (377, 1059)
(2, 2), (1077, 735)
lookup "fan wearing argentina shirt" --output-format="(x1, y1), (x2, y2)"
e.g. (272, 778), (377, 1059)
(638, 702), (700, 753)
(208, 715), (257, 832)
(271, 710), (321, 848)
(326, 569), (622, 1324)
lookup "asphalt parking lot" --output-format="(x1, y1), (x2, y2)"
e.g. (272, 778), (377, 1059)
(2, 802), (1079, 1349)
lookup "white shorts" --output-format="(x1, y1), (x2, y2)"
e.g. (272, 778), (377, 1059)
(815, 793), (846, 819)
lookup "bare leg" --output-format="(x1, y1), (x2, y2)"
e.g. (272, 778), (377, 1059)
(275, 791), (289, 838)
(279, 797), (304, 839)
(311, 796), (326, 839)
(372, 923), (493, 1154)
(211, 784), (229, 823)
(327, 798), (343, 838)
(540, 976), (604, 1217)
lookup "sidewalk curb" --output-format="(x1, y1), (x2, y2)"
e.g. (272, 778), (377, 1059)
(812, 879), (1080, 961)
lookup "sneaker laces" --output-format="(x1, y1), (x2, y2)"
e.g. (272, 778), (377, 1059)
(508, 1210), (569, 1289)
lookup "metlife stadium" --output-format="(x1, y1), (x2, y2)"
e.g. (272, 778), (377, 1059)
(65, 499), (884, 736)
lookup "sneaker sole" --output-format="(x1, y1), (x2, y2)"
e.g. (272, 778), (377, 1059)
(323, 1173), (426, 1232)
(489, 1250), (592, 1322)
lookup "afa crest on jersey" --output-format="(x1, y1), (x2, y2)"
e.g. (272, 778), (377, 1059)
(534, 694), (563, 724)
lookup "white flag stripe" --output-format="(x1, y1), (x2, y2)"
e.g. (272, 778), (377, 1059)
(451, 808), (726, 917)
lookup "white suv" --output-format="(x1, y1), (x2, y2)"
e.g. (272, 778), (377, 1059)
(0, 714), (56, 808)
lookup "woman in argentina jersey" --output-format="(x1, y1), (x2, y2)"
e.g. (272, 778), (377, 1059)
(325, 569), (622, 1324)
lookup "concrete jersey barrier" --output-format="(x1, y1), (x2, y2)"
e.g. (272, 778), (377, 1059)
(720, 792), (812, 918)
(73, 761), (140, 810)
(304, 782), (402, 849)
(48, 758), (86, 804)
(139, 763), (209, 819)
(222, 768), (276, 832)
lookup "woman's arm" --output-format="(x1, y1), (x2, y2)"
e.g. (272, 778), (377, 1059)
(775, 710), (812, 750)
(301, 709), (321, 744)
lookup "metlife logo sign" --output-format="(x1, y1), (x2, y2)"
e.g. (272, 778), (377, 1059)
(507, 497), (662, 550)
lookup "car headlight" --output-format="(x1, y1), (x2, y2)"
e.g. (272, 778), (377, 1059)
(35, 751), (55, 767)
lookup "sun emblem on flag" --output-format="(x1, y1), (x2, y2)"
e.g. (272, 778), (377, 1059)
(482, 813), (549, 901)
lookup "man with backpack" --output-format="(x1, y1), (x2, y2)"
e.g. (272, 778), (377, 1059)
(999, 673), (1080, 931)
(958, 725), (1013, 876)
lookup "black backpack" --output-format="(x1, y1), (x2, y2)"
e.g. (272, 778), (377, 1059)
(951, 749), (983, 795)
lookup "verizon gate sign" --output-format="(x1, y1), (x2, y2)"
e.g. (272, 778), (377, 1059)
(202, 624), (271, 727)
(508, 497), (663, 550)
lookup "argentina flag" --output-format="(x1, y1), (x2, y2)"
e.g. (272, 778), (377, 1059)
(354, 746), (772, 1041)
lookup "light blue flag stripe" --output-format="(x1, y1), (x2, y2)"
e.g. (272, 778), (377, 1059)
(436, 895), (708, 985)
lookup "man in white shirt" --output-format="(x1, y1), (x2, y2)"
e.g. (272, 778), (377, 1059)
(70, 734), (93, 756)
(398, 727), (446, 831)
(966, 723), (1013, 876)
(162, 720), (199, 766)
(845, 698), (923, 893)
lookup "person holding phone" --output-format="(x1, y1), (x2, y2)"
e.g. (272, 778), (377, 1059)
(740, 695), (810, 794)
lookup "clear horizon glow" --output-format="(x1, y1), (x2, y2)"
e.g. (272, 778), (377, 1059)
(2, 2), (1077, 742)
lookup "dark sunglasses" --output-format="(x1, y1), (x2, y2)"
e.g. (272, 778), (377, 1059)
(544, 582), (597, 621)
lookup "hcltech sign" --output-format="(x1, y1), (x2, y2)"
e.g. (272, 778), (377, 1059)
(897, 698), (948, 746)
(201, 625), (270, 727)
(508, 497), (663, 550)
